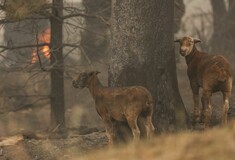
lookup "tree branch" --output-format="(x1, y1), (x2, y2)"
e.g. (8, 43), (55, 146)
(62, 13), (110, 26)
(0, 43), (50, 51)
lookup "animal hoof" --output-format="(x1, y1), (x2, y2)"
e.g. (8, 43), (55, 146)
(192, 116), (201, 124)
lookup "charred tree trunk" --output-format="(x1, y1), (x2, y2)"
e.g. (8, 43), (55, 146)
(50, 0), (65, 132)
(210, 0), (235, 54)
(81, 0), (111, 63)
(109, 0), (188, 134)
(174, 0), (185, 33)
(210, 0), (226, 28)
(174, 0), (185, 62)
(229, 0), (235, 10)
(210, 0), (227, 52)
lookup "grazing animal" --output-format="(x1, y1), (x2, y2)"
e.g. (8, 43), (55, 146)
(72, 71), (155, 144)
(174, 36), (233, 128)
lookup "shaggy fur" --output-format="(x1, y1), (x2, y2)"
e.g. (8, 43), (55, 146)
(175, 36), (233, 128)
(72, 71), (155, 144)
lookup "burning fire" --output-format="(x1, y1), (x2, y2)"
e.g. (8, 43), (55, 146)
(31, 28), (50, 63)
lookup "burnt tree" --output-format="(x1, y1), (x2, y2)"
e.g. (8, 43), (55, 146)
(81, 0), (111, 62)
(210, 0), (235, 54)
(109, 0), (188, 133)
(174, 0), (185, 62)
(174, 0), (185, 33)
(50, 0), (65, 132)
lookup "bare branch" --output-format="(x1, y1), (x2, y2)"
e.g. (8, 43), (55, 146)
(174, 1), (185, 13)
(0, 97), (49, 115)
(0, 94), (49, 98)
(79, 45), (94, 70)
(0, 43), (49, 51)
(62, 13), (110, 26)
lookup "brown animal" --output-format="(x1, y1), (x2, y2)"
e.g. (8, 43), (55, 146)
(174, 36), (233, 128)
(72, 71), (155, 144)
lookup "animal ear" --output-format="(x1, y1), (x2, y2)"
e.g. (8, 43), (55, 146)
(174, 39), (181, 43)
(193, 38), (201, 43)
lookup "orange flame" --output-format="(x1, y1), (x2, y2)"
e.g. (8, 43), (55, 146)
(32, 28), (51, 63)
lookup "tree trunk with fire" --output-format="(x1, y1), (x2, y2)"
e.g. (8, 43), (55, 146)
(50, 0), (66, 133)
(109, 0), (189, 135)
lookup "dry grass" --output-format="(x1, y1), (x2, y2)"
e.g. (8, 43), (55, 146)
(80, 122), (235, 160)
(5, 0), (48, 20)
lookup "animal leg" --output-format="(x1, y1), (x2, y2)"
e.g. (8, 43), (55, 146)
(103, 118), (115, 145)
(221, 91), (231, 125)
(190, 84), (200, 125)
(126, 116), (140, 142)
(201, 90), (212, 129)
(145, 115), (155, 139)
(192, 94), (200, 124)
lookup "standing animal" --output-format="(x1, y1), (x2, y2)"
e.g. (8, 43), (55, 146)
(174, 36), (233, 129)
(72, 71), (155, 144)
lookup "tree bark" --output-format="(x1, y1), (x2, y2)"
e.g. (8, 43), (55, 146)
(210, 0), (235, 54)
(109, 0), (188, 133)
(174, 0), (185, 62)
(174, 0), (185, 33)
(229, 0), (235, 10)
(81, 0), (111, 62)
(210, 0), (226, 28)
(50, 0), (65, 132)
(210, 0), (227, 52)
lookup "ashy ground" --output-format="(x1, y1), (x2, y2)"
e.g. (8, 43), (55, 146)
(1, 122), (235, 160)
(0, 61), (235, 160)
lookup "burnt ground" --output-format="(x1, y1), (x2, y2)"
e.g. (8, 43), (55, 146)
(0, 130), (108, 160)
(0, 60), (235, 160)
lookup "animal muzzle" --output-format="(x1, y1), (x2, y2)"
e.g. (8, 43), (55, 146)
(180, 50), (187, 56)
(72, 80), (82, 88)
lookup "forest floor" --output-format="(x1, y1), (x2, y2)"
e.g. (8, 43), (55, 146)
(1, 121), (235, 160)
(1, 61), (235, 160)
(0, 129), (108, 160)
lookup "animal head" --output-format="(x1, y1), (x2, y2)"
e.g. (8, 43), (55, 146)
(174, 36), (201, 56)
(72, 71), (100, 89)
